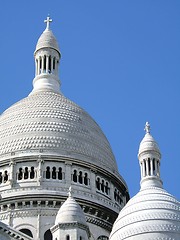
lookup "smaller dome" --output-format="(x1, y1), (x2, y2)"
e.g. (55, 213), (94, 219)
(138, 122), (160, 158)
(55, 196), (87, 226)
(35, 28), (60, 53)
(110, 187), (180, 240)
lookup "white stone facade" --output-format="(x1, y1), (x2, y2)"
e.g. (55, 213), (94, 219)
(0, 17), (129, 240)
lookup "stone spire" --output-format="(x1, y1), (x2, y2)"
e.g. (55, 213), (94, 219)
(138, 122), (162, 189)
(30, 16), (61, 94)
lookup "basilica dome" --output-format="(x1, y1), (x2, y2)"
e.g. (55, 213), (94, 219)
(0, 16), (120, 178)
(0, 17), (129, 239)
(0, 90), (119, 176)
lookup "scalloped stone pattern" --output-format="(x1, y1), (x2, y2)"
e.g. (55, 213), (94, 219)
(0, 91), (119, 175)
(110, 187), (180, 240)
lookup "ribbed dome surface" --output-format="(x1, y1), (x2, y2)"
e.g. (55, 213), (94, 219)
(35, 28), (60, 53)
(110, 186), (180, 240)
(55, 196), (87, 225)
(0, 91), (119, 176)
(138, 132), (160, 157)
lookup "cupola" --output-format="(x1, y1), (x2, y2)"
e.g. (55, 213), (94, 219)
(51, 187), (91, 240)
(31, 16), (61, 94)
(138, 122), (162, 189)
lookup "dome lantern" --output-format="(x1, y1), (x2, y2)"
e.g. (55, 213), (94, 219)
(31, 16), (61, 94)
(138, 122), (162, 189)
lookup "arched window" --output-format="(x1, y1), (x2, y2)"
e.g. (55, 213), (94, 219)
(44, 229), (52, 240)
(48, 56), (51, 73)
(18, 168), (23, 180)
(52, 167), (56, 179)
(4, 171), (8, 182)
(66, 235), (70, 240)
(30, 167), (35, 179)
(114, 188), (117, 201)
(73, 170), (77, 182)
(105, 182), (109, 195)
(80, 237), (82, 240)
(101, 180), (105, 192)
(24, 167), (28, 179)
(78, 171), (83, 184)
(44, 55), (46, 72)
(40, 57), (42, 74)
(96, 177), (100, 190)
(46, 167), (50, 179)
(58, 167), (62, 180)
(0, 172), (2, 184)
(53, 57), (56, 70)
(19, 229), (33, 238)
(84, 172), (88, 185)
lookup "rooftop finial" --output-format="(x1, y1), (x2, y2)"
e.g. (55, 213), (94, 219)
(68, 186), (72, 197)
(144, 122), (150, 134)
(44, 15), (52, 30)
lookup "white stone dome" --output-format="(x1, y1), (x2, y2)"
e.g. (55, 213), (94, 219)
(138, 122), (161, 159)
(35, 28), (60, 53)
(55, 195), (87, 225)
(110, 186), (180, 239)
(0, 91), (120, 177)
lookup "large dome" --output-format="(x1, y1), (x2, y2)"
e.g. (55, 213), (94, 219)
(0, 18), (129, 239)
(0, 91), (119, 177)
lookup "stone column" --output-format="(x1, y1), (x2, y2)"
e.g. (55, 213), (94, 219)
(65, 162), (72, 187)
(37, 156), (44, 186)
(90, 169), (96, 193)
(9, 159), (15, 187)
(37, 211), (40, 240)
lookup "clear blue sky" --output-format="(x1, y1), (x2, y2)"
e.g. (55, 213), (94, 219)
(0, 1), (180, 200)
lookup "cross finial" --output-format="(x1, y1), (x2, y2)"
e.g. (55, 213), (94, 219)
(144, 122), (150, 134)
(68, 186), (72, 197)
(44, 15), (52, 30)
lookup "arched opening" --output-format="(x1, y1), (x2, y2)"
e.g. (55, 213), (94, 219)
(96, 177), (100, 190)
(52, 167), (56, 179)
(44, 55), (46, 72)
(114, 188), (117, 201)
(4, 171), (8, 182)
(30, 167), (35, 179)
(84, 172), (88, 185)
(24, 167), (28, 179)
(18, 168), (23, 180)
(78, 171), (83, 184)
(19, 228), (33, 238)
(105, 182), (109, 195)
(73, 170), (77, 182)
(44, 229), (52, 240)
(66, 235), (70, 240)
(53, 57), (56, 70)
(58, 167), (62, 180)
(39, 57), (42, 74)
(46, 166), (50, 179)
(48, 56), (51, 73)
(0, 172), (2, 184)
(101, 180), (105, 192)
